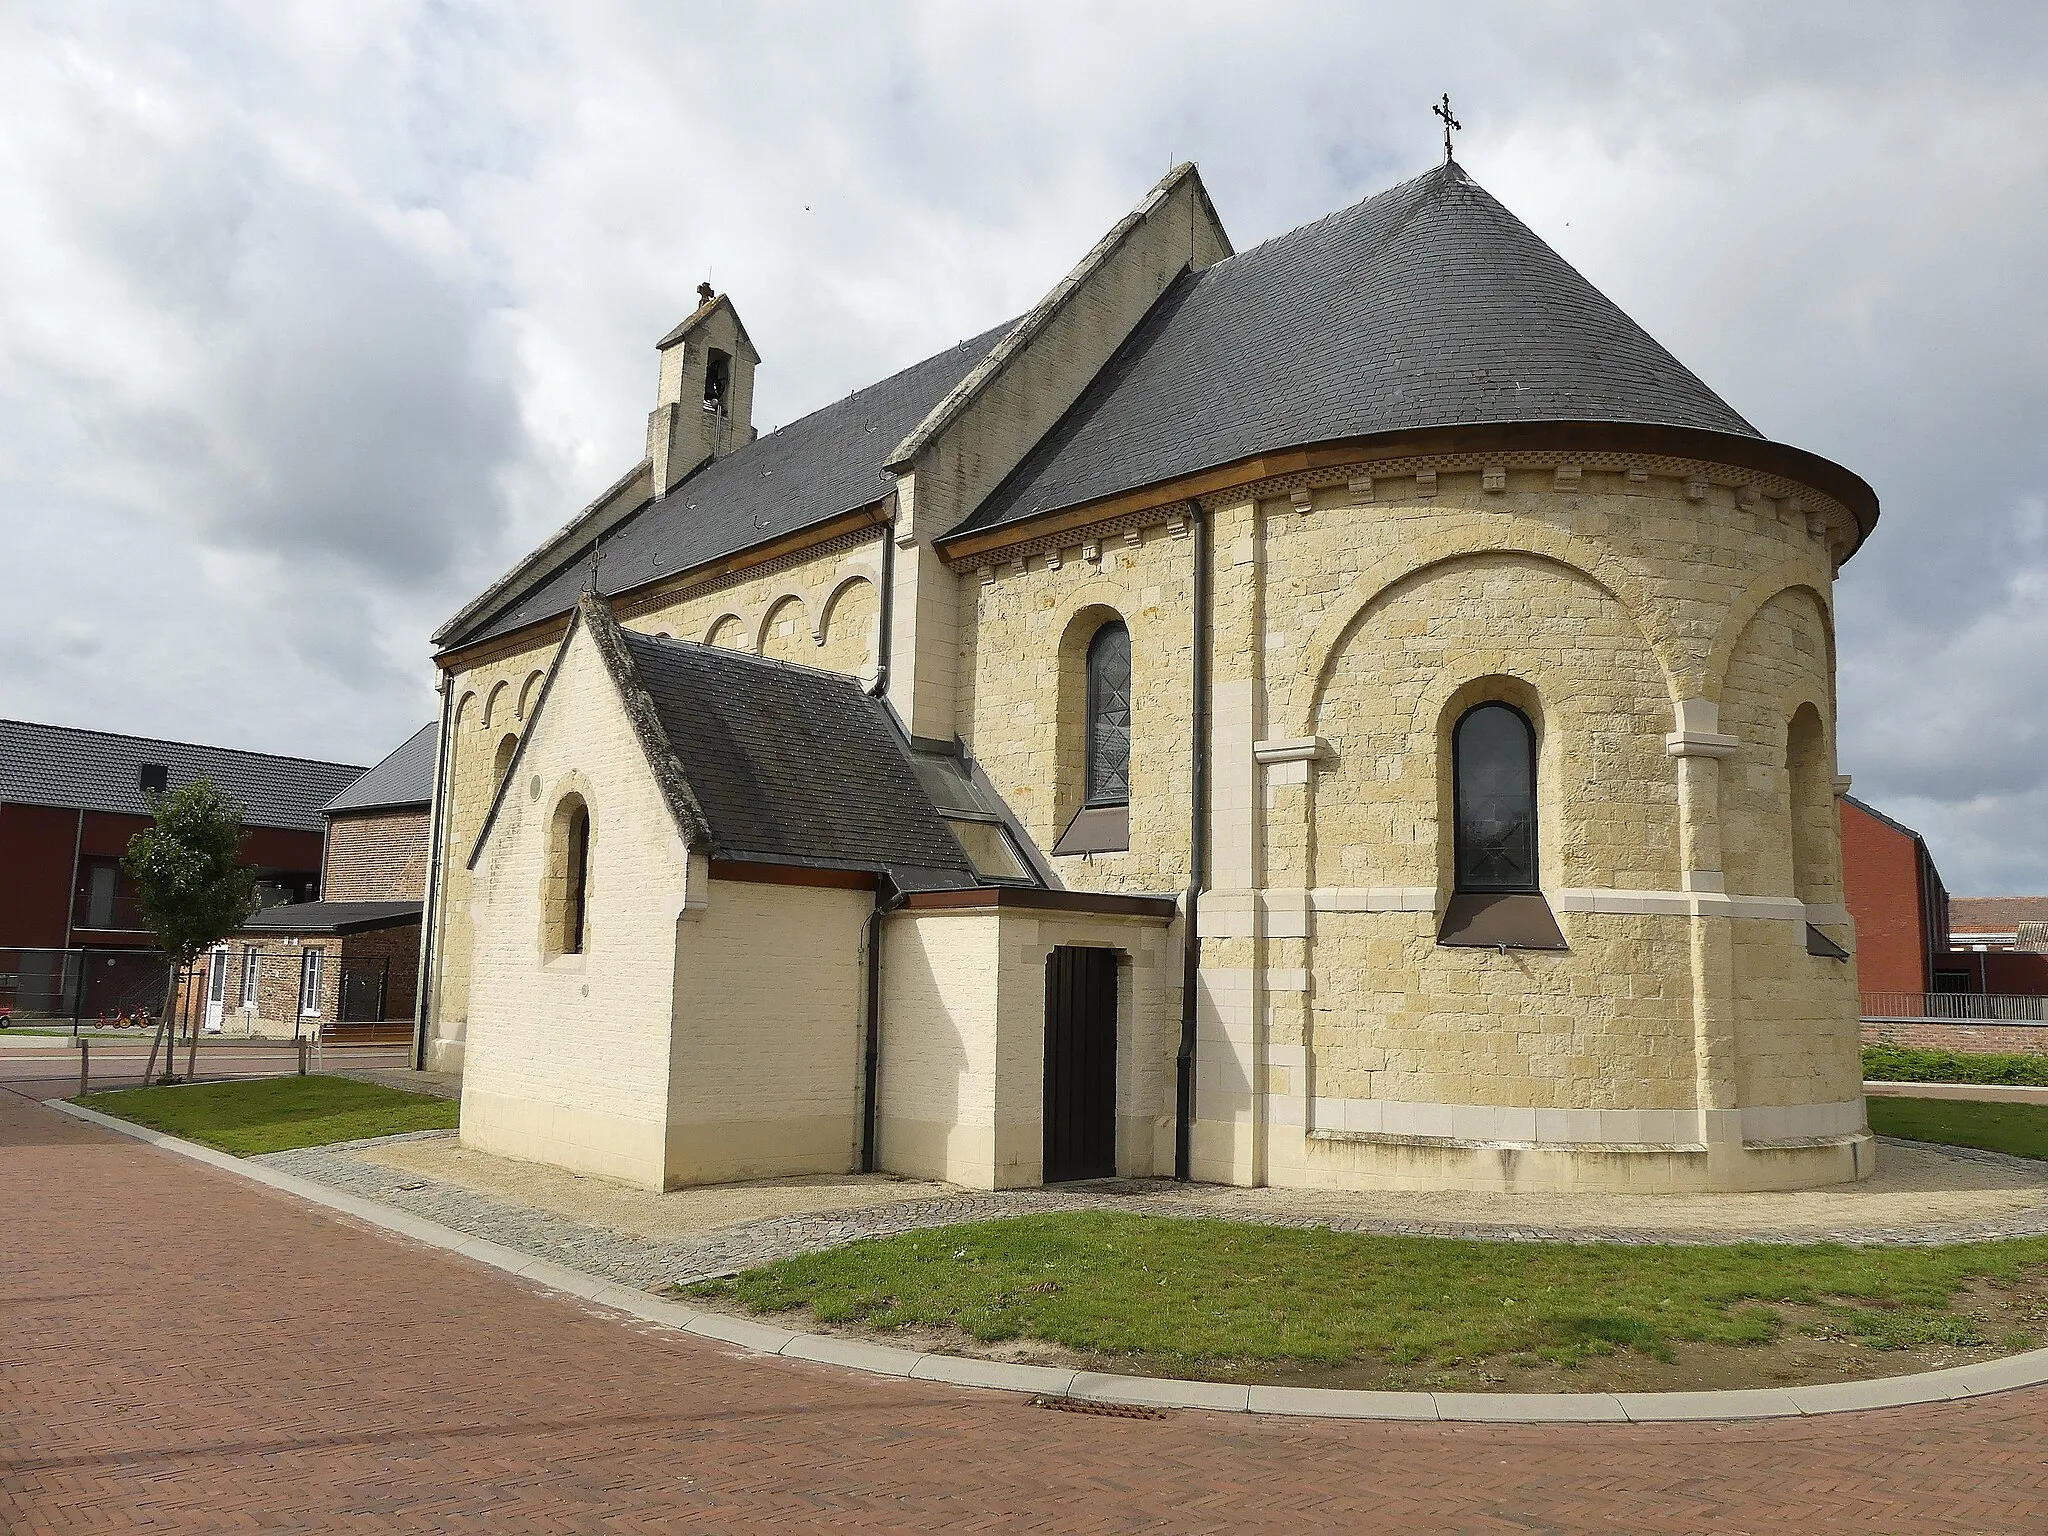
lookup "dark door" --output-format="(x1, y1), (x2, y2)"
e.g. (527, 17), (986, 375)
(1043, 946), (1118, 1182)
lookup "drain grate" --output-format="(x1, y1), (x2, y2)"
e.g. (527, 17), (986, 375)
(1029, 1395), (1170, 1420)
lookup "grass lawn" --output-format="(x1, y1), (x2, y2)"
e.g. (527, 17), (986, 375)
(687, 1211), (2048, 1374)
(77, 1075), (457, 1156)
(1868, 1095), (2048, 1162)
(1864, 1043), (2048, 1087)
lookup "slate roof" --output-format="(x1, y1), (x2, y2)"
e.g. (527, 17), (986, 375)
(240, 899), (422, 935)
(614, 630), (978, 888)
(449, 324), (1010, 649)
(0, 719), (365, 832)
(1842, 794), (1927, 844)
(324, 723), (437, 814)
(953, 161), (1762, 539)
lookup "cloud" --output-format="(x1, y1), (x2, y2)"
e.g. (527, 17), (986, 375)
(2, 1), (2044, 891)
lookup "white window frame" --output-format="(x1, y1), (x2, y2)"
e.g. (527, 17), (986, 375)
(207, 948), (228, 1005)
(241, 948), (261, 1010)
(299, 949), (324, 1018)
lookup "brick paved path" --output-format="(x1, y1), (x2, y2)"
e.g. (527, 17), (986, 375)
(5, 1092), (2047, 1533)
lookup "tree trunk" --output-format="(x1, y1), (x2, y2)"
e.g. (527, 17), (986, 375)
(143, 965), (176, 1084)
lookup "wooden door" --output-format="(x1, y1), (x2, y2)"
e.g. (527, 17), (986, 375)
(1042, 946), (1118, 1182)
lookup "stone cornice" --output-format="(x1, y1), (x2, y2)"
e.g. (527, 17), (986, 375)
(938, 420), (1876, 571)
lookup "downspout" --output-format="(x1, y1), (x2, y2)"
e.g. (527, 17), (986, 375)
(867, 495), (897, 700)
(410, 675), (457, 1072)
(1176, 499), (1210, 1182)
(860, 872), (906, 1172)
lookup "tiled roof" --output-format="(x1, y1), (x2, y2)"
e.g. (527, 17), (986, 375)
(953, 161), (1761, 539)
(0, 719), (365, 833)
(324, 723), (438, 814)
(241, 899), (422, 935)
(447, 324), (1010, 649)
(1950, 896), (2048, 929)
(615, 629), (977, 889)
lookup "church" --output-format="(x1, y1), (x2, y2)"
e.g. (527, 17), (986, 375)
(416, 153), (1879, 1197)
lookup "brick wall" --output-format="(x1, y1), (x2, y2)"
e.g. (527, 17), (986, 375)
(323, 809), (429, 901)
(1863, 1020), (2048, 1055)
(1840, 798), (1929, 993)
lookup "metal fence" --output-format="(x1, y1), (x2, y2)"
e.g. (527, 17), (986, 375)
(1862, 992), (2048, 1023)
(0, 948), (174, 1030)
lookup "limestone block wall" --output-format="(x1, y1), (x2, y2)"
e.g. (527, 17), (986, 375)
(458, 623), (695, 1189)
(613, 528), (885, 684)
(953, 448), (1870, 1193)
(879, 906), (1178, 1188)
(666, 878), (870, 1185)
(960, 523), (1197, 896)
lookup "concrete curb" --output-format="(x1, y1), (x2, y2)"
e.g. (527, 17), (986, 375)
(47, 1097), (2048, 1425)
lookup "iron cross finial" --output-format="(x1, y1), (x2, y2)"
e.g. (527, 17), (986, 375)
(1433, 93), (1461, 164)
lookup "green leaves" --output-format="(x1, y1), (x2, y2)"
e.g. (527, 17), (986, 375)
(121, 777), (260, 967)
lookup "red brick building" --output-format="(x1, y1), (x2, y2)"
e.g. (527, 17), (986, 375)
(0, 720), (365, 1023)
(201, 724), (434, 1038)
(1839, 794), (1949, 996)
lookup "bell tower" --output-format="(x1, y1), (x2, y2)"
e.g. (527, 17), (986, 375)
(648, 282), (760, 492)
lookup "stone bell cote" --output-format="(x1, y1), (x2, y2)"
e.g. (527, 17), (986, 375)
(647, 282), (761, 492)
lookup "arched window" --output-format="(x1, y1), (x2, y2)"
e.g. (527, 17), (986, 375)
(1453, 702), (1537, 892)
(1084, 621), (1132, 806)
(565, 803), (589, 954)
(547, 795), (591, 956)
(492, 732), (518, 790)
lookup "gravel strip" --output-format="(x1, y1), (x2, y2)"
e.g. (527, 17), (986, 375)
(255, 1134), (2048, 1294)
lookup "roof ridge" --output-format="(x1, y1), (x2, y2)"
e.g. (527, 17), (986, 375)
(0, 717), (365, 773)
(1191, 161), (1447, 278)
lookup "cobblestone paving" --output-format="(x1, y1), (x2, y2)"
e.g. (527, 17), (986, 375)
(258, 1133), (2048, 1296)
(11, 1094), (2048, 1534)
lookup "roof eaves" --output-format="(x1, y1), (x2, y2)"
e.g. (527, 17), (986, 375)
(655, 292), (761, 362)
(433, 458), (655, 647)
(885, 162), (1225, 473)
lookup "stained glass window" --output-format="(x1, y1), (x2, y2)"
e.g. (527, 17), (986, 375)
(1085, 621), (1131, 806)
(1454, 703), (1537, 891)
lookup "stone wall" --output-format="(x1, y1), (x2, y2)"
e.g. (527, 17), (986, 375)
(458, 620), (696, 1189)
(954, 449), (1871, 1192)
(423, 528), (885, 1073)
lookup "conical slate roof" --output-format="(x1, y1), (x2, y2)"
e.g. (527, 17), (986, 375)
(953, 161), (1760, 539)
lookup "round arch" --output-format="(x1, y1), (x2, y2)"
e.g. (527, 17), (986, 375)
(1701, 566), (1835, 705)
(1289, 526), (1675, 740)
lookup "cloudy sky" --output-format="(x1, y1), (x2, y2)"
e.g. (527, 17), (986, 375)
(3, 2), (2044, 893)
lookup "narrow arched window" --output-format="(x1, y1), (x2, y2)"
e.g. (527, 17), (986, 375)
(493, 732), (518, 790)
(1085, 621), (1132, 806)
(1453, 703), (1537, 891)
(564, 803), (590, 954)
(547, 794), (592, 957)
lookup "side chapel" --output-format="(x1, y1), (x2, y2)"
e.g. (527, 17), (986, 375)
(417, 157), (1879, 1195)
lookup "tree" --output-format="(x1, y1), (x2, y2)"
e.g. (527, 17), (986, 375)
(123, 777), (260, 1083)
